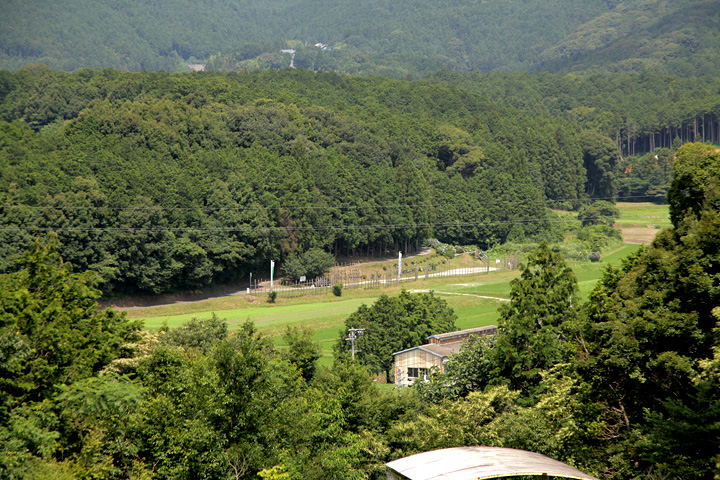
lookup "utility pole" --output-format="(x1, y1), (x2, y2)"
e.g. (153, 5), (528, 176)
(345, 327), (365, 360)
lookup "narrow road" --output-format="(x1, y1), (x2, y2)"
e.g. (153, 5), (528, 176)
(409, 290), (509, 302)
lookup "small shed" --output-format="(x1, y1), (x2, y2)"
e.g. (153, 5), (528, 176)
(392, 325), (496, 387)
(393, 343), (454, 386)
(386, 446), (600, 480)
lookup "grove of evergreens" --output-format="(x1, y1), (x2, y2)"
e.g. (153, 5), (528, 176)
(3, 67), (718, 295)
(0, 67), (578, 294)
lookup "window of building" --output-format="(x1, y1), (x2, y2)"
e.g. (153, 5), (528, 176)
(407, 367), (428, 378)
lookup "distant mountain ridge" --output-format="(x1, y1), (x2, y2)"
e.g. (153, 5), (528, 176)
(1, 0), (719, 76)
(535, 0), (720, 76)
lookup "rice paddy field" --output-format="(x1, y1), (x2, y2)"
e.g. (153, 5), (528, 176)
(612, 202), (671, 228)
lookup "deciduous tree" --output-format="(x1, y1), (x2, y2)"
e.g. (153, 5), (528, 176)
(335, 290), (457, 381)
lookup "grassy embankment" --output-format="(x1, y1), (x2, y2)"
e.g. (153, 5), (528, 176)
(128, 202), (668, 364)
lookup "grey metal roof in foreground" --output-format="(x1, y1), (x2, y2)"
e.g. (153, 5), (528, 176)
(386, 447), (600, 480)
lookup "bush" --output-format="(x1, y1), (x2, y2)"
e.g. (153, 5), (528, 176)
(427, 238), (481, 258)
(161, 314), (228, 354)
(268, 291), (277, 303)
(283, 248), (336, 282)
(333, 283), (343, 297)
(578, 201), (620, 227)
(588, 251), (601, 262)
(558, 242), (588, 262)
(577, 224), (623, 251)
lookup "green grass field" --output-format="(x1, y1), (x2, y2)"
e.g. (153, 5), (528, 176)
(130, 243), (643, 365)
(613, 202), (671, 228)
(553, 202), (670, 227)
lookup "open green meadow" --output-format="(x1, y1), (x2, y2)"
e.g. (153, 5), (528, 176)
(553, 202), (670, 227)
(129, 243), (643, 364)
(613, 202), (671, 228)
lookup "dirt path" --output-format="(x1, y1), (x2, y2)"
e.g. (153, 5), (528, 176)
(98, 280), (253, 311)
(409, 289), (509, 302)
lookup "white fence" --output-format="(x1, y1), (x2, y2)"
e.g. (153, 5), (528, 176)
(248, 254), (519, 298)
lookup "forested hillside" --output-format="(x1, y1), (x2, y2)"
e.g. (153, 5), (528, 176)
(2, 0), (719, 77)
(2, 67), (719, 295)
(426, 70), (720, 157)
(0, 67), (579, 294)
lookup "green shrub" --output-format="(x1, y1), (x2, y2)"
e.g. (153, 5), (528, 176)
(553, 242), (588, 262)
(283, 248), (336, 282)
(578, 201), (620, 227)
(577, 224), (623, 251)
(268, 291), (277, 303)
(333, 283), (343, 297)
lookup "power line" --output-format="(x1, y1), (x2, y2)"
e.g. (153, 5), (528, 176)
(0, 215), (666, 234)
(0, 195), (665, 212)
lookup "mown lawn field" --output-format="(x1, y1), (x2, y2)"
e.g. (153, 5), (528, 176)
(129, 243), (644, 365)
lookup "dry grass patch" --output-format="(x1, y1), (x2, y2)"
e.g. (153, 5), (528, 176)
(619, 226), (661, 244)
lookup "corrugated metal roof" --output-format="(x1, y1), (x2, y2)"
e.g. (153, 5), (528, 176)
(428, 325), (497, 341)
(386, 447), (600, 480)
(394, 325), (498, 358)
(393, 343), (457, 358)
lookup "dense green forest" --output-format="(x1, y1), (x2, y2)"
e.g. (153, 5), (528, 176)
(2, 67), (720, 294)
(0, 67), (578, 295)
(2, 1), (720, 477)
(2, 0), (720, 77)
(425, 70), (720, 157)
(1, 143), (719, 479)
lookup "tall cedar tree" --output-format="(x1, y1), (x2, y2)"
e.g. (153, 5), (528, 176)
(491, 241), (579, 397)
(0, 235), (139, 411)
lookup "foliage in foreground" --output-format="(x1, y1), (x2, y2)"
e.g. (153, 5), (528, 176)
(417, 143), (720, 478)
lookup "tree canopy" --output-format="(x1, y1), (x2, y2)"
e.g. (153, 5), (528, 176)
(3, 144), (720, 480)
(0, 68), (580, 295)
